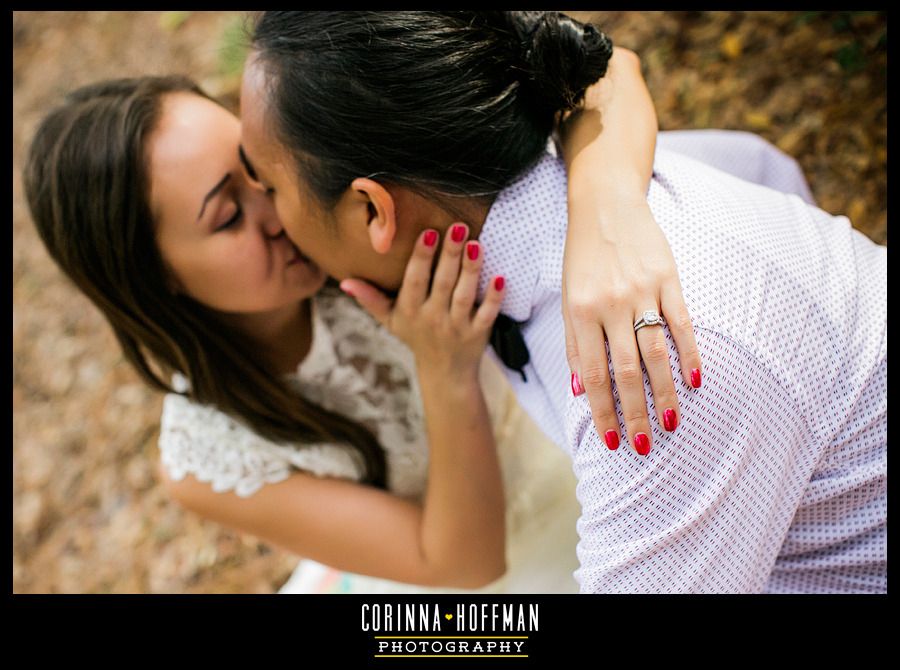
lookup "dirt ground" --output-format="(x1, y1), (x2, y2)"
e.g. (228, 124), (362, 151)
(12, 11), (887, 593)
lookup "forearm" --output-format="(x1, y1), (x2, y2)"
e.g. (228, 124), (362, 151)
(416, 363), (506, 588)
(559, 46), (657, 202)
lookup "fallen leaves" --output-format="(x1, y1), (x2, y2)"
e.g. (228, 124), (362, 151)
(720, 32), (743, 60)
(744, 111), (773, 130)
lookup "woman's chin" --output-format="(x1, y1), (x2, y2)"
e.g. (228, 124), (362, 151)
(289, 257), (328, 295)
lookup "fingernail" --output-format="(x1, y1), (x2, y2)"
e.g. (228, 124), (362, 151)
(691, 368), (702, 388)
(466, 241), (479, 261)
(493, 276), (505, 291)
(571, 371), (585, 396)
(634, 433), (651, 456)
(604, 430), (619, 451)
(340, 285), (355, 298)
(424, 230), (438, 247)
(450, 224), (466, 243)
(663, 408), (678, 432)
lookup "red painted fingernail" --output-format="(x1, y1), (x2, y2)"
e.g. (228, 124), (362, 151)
(664, 408), (678, 432)
(604, 430), (619, 451)
(450, 224), (466, 243)
(571, 372), (585, 396)
(466, 241), (479, 261)
(423, 230), (438, 247)
(691, 368), (702, 388)
(634, 433), (651, 456)
(494, 276), (505, 291)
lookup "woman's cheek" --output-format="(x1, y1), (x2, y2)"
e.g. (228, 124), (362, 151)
(214, 235), (256, 287)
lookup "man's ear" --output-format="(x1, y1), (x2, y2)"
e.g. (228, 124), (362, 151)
(350, 177), (397, 255)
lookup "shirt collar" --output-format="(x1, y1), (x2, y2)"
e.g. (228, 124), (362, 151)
(476, 151), (569, 323)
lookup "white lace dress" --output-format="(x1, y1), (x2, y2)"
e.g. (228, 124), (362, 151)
(158, 287), (581, 593)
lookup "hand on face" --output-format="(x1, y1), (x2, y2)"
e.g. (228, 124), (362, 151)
(338, 223), (505, 379)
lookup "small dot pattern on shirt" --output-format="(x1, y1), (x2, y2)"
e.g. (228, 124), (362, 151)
(476, 130), (886, 593)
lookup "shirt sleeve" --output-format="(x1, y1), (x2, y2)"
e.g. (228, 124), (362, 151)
(568, 325), (820, 593)
(158, 391), (364, 499)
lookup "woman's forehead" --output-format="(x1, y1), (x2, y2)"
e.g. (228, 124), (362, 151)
(153, 93), (239, 161)
(148, 94), (239, 228)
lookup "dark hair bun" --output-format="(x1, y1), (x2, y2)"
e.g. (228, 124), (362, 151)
(508, 11), (613, 113)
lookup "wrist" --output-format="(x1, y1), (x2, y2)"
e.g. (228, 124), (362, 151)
(417, 360), (481, 391)
(568, 172), (649, 218)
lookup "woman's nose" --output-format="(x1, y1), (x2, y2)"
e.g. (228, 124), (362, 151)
(262, 214), (284, 238)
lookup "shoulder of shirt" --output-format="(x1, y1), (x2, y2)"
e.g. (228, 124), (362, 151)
(689, 321), (808, 414)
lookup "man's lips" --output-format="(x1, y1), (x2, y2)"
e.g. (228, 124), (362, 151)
(286, 239), (312, 265)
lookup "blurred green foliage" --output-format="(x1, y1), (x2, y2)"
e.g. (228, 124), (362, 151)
(218, 15), (249, 78)
(796, 11), (886, 75)
(159, 11), (191, 33)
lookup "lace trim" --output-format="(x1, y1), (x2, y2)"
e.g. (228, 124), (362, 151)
(158, 289), (430, 499)
(159, 392), (364, 498)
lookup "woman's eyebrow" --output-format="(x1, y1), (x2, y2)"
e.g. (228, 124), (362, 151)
(238, 145), (259, 181)
(197, 173), (231, 221)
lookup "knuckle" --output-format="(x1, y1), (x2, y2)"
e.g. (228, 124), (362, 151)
(450, 315), (470, 333)
(421, 305), (441, 325)
(471, 314), (492, 333)
(404, 275), (427, 294)
(614, 362), (643, 386)
(604, 282), (632, 305)
(396, 302), (416, 321)
(671, 311), (694, 332)
(588, 405), (617, 428)
(432, 276), (455, 294)
(564, 339), (579, 363)
(451, 291), (474, 312)
(580, 364), (610, 390)
(642, 339), (670, 364)
(568, 298), (598, 322)
(631, 279), (654, 296)
(623, 409), (648, 425)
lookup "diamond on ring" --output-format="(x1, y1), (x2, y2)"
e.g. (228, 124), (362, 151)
(642, 310), (661, 325)
(634, 309), (665, 332)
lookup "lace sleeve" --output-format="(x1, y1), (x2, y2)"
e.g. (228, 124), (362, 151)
(158, 386), (365, 499)
(302, 288), (515, 500)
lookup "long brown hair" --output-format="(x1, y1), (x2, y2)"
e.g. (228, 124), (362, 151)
(22, 75), (388, 489)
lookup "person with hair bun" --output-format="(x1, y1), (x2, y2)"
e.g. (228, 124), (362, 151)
(242, 11), (886, 593)
(24, 14), (728, 592)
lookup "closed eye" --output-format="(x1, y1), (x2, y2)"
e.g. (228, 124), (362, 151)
(216, 204), (243, 231)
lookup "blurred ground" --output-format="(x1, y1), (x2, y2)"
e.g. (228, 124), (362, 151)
(12, 11), (887, 593)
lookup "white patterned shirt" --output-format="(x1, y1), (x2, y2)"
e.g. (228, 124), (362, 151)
(475, 133), (887, 593)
